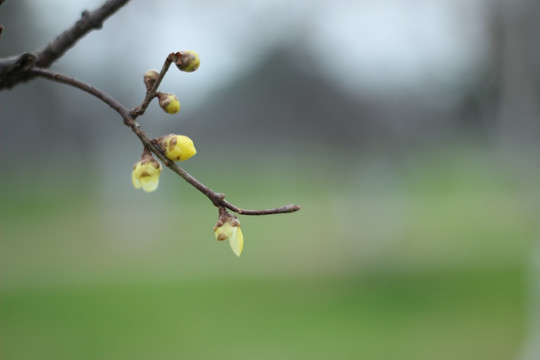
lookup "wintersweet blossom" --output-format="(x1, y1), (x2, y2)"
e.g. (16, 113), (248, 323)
(214, 217), (244, 257)
(132, 149), (162, 192)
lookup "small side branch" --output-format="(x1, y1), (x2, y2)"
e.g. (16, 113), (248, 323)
(223, 203), (301, 215)
(30, 67), (300, 216)
(130, 54), (173, 118)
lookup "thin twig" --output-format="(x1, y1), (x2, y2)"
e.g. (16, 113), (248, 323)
(30, 67), (300, 216)
(224, 203), (301, 215)
(31, 68), (126, 116)
(130, 54), (173, 118)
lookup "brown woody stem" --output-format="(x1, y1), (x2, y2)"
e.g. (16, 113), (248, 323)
(30, 67), (300, 216)
(0, 0), (130, 90)
(130, 54), (174, 118)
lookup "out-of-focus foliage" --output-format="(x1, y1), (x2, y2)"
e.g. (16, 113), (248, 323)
(1, 148), (537, 359)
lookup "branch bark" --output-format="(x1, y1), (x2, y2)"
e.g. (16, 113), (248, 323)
(30, 67), (300, 216)
(0, 0), (130, 90)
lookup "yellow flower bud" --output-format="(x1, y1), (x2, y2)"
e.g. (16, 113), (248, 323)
(143, 69), (159, 91)
(131, 149), (162, 192)
(214, 217), (244, 257)
(175, 50), (200, 72)
(157, 92), (180, 114)
(156, 134), (197, 162)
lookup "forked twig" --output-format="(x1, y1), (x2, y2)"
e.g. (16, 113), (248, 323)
(31, 66), (300, 216)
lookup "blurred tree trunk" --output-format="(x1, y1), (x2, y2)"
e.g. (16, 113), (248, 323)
(494, 3), (540, 359)
(0, 2), (96, 170)
(489, 0), (540, 148)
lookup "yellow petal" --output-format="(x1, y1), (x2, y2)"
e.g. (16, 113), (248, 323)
(132, 163), (142, 189)
(176, 135), (196, 161)
(140, 175), (159, 192)
(180, 50), (200, 72)
(229, 227), (244, 257)
(214, 222), (234, 241)
(165, 135), (196, 161)
(132, 172), (141, 189)
(132, 160), (162, 192)
(165, 97), (180, 114)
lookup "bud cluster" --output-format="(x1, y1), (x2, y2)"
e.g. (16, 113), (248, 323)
(142, 51), (200, 116)
(132, 51), (247, 256)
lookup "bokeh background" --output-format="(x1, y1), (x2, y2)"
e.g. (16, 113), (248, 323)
(2, 0), (540, 359)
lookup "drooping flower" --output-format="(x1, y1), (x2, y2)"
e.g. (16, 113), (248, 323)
(131, 148), (162, 192)
(214, 212), (244, 257)
(157, 92), (180, 114)
(156, 134), (196, 162)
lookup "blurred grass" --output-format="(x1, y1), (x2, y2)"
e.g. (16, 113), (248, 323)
(0, 146), (538, 359)
(0, 269), (525, 360)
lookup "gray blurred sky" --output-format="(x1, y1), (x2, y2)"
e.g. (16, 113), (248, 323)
(22, 0), (488, 107)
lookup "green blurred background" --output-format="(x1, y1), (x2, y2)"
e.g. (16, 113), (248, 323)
(2, 1), (540, 359)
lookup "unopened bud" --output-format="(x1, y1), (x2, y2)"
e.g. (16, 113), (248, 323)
(157, 92), (180, 114)
(143, 69), (159, 91)
(174, 50), (200, 72)
(155, 134), (197, 162)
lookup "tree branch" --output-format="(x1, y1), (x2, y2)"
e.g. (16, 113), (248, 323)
(30, 67), (300, 216)
(0, 0), (130, 90)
